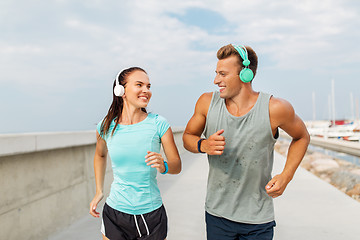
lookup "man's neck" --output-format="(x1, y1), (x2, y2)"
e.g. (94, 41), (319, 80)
(225, 88), (259, 117)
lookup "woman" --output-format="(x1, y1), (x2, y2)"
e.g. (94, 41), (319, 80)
(89, 67), (181, 240)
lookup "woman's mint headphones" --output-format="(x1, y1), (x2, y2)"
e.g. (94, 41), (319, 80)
(231, 44), (254, 83)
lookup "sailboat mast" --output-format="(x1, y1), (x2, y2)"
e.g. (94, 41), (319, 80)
(356, 97), (360, 121)
(312, 91), (316, 121)
(331, 79), (336, 125)
(328, 94), (331, 123)
(350, 92), (354, 121)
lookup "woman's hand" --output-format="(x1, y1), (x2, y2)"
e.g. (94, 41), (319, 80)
(89, 192), (104, 218)
(145, 151), (166, 173)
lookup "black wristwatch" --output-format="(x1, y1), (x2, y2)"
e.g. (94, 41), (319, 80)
(197, 138), (206, 154)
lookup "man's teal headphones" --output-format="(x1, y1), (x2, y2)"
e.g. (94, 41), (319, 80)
(231, 44), (254, 83)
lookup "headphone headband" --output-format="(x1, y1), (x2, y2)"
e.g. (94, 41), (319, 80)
(113, 71), (125, 97)
(231, 44), (254, 83)
(115, 71), (121, 84)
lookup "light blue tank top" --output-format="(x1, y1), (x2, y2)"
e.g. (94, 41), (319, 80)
(204, 91), (278, 224)
(97, 113), (170, 215)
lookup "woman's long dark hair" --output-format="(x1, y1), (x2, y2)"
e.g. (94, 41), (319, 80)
(100, 67), (147, 137)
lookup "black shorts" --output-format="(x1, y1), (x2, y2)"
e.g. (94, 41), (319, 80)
(101, 203), (167, 240)
(206, 211), (276, 240)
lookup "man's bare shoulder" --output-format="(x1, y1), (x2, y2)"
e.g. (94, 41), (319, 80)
(270, 96), (293, 111)
(269, 96), (295, 124)
(269, 96), (309, 140)
(195, 92), (213, 116)
(198, 92), (213, 104)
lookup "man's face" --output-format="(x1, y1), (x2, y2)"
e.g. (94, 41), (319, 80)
(214, 55), (242, 99)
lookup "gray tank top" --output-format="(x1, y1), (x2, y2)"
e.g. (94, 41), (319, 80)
(203, 91), (277, 224)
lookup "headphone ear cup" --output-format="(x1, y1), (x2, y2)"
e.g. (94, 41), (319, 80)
(240, 68), (254, 83)
(114, 85), (125, 97)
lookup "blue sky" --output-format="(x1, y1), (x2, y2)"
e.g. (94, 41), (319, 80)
(1, 0), (359, 133)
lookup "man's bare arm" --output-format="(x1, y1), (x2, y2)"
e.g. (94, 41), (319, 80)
(183, 93), (212, 153)
(183, 92), (226, 155)
(266, 97), (310, 198)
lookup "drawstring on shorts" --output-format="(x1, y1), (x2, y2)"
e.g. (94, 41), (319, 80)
(133, 214), (150, 237)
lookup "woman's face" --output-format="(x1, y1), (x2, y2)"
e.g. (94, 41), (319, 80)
(123, 70), (152, 109)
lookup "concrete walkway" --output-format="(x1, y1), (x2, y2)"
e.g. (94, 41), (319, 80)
(49, 151), (360, 240)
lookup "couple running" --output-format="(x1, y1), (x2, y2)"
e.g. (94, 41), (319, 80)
(89, 44), (310, 240)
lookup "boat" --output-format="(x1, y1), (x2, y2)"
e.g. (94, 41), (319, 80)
(306, 120), (360, 142)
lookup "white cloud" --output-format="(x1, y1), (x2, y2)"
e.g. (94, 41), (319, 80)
(201, 0), (360, 72)
(0, 0), (359, 132)
(0, 44), (44, 54)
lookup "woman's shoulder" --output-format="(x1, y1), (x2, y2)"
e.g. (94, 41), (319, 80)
(147, 112), (167, 122)
(147, 113), (170, 137)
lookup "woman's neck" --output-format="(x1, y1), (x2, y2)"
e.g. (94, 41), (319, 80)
(119, 103), (147, 125)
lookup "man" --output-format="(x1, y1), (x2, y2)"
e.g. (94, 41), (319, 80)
(183, 44), (310, 240)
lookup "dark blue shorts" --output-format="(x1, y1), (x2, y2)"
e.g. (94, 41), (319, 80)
(206, 211), (276, 240)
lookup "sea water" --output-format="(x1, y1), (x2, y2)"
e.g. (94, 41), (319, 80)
(307, 144), (360, 166)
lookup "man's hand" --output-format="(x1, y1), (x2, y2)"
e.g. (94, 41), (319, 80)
(265, 173), (291, 198)
(201, 129), (226, 155)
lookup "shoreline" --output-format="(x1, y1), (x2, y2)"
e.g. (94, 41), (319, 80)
(275, 140), (360, 202)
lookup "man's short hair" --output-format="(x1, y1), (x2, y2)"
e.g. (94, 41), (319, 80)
(217, 44), (258, 78)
